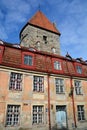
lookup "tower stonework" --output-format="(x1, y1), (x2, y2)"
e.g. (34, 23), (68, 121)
(20, 11), (61, 54)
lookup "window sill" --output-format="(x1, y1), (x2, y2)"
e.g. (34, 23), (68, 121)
(78, 120), (87, 123)
(76, 94), (83, 96)
(56, 92), (65, 94)
(32, 123), (45, 127)
(33, 91), (44, 93)
(9, 89), (22, 92)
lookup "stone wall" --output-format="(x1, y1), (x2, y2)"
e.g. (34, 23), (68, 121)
(20, 24), (60, 55)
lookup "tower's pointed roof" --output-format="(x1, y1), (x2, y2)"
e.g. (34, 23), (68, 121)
(28, 10), (60, 35)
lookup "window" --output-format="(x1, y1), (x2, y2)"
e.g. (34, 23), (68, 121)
(77, 105), (85, 121)
(6, 105), (20, 126)
(9, 72), (22, 90)
(54, 61), (61, 70)
(24, 55), (33, 66)
(43, 35), (47, 44)
(55, 78), (64, 94)
(74, 80), (82, 95)
(52, 47), (56, 53)
(33, 76), (44, 92)
(76, 66), (82, 74)
(33, 106), (44, 124)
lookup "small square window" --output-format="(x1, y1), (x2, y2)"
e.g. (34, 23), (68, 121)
(24, 55), (33, 66)
(76, 66), (82, 74)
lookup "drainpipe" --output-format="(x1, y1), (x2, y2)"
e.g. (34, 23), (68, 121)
(70, 76), (77, 128)
(47, 74), (51, 130)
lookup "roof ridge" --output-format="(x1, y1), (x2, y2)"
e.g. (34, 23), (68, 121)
(28, 10), (61, 35)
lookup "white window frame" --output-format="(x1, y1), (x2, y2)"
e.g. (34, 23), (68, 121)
(9, 72), (22, 90)
(32, 106), (44, 124)
(76, 66), (82, 74)
(54, 61), (61, 70)
(6, 105), (20, 126)
(24, 55), (33, 66)
(77, 105), (85, 121)
(74, 80), (82, 95)
(33, 76), (44, 92)
(55, 78), (64, 94)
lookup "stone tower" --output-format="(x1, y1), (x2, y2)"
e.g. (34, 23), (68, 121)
(20, 10), (61, 54)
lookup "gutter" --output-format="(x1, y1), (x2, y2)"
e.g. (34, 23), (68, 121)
(70, 76), (77, 128)
(47, 74), (51, 130)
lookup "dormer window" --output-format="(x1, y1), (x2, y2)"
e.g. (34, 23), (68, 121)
(76, 65), (82, 74)
(43, 35), (47, 44)
(54, 61), (61, 70)
(24, 55), (33, 66)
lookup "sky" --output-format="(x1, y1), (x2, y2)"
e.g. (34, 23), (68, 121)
(0, 0), (87, 60)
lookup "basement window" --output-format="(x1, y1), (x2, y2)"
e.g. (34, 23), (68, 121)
(6, 105), (20, 126)
(9, 72), (22, 91)
(33, 76), (44, 92)
(32, 106), (44, 124)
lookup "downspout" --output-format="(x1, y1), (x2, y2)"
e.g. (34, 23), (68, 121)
(70, 76), (77, 128)
(45, 55), (51, 130)
(47, 74), (51, 130)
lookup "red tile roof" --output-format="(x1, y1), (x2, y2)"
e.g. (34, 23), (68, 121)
(28, 11), (61, 35)
(0, 43), (87, 78)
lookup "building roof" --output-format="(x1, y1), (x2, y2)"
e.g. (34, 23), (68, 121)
(28, 10), (61, 35)
(0, 42), (87, 78)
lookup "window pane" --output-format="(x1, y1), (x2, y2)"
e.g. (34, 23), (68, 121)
(9, 72), (22, 90)
(24, 55), (33, 66)
(54, 61), (61, 70)
(6, 105), (20, 126)
(77, 105), (85, 121)
(33, 106), (43, 124)
(55, 78), (64, 94)
(74, 81), (82, 95)
(76, 66), (82, 74)
(33, 76), (44, 92)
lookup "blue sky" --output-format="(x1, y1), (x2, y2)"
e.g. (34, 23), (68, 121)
(0, 0), (87, 60)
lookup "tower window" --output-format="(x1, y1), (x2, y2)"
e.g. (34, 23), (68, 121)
(43, 35), (47, 44)
(52, 47), (56, 53)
